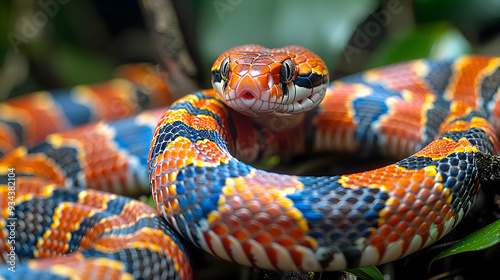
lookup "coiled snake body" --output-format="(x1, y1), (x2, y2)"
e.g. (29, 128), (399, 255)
(1, 46), (500, 279)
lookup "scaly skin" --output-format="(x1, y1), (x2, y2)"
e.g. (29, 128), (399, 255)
(1, 47), (500, 278)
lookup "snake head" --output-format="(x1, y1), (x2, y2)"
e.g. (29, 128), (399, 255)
(211, 45), (329, 118)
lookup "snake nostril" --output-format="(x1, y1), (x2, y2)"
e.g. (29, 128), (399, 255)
(241, 91), (255, 100)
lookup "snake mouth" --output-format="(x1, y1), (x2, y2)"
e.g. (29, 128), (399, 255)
(273, 84), (327, 115)
(223, 84), (327, 118)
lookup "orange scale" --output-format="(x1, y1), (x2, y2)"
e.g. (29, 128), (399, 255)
(225, 216), (241, 229)
(161, 150), (170, 160)
(435, 201), (446, 213)
(306, 58), (319, 67)
(160, 174), (168, 186)
(268, 225), (284, 237)
(271, 54), (290, 63)
(426, 194), (439, 207)
(246, 201), (262, 214)
(378, 208), (393, 221)
(396, 221), (409, 233)
(160, 162), (168, 173)
(396, 204), (410, 216)
(387, 197), (401, 208)
(411, 170), (426, 183)
(378, 224), (392, 237)
(440, 190), (452, 201)
(176, 159), (185, 169)
(441, 205), (454, 220)
(411, 216), (424, 228)
(249, 64), (268, 77)
(388, 216), (401, 227)
(393, 187), (406, 198)
(239, 190), (255, 201)
(275, 217), (293, 228)
(299, 64), (312, 75)
(227, 196), (243, 209)
(383, 182), (396, 191)
(264, 204), (282, 218)
(255, 212), (272, 226)
(269, 63), (282, 74)
(255, 75), (271, 91)
(435, 216), (444, 225)
(417, 189), (431, 200)
(314, 65), (327, 75)
(234, 208), (252, 221)
(162, 204), (172, 216)
(168, 160), (176, 171)
(177, 149), (187, 159)
(403, 227), (416, 239)
(432, 183), (444, 194)
(387, 232), (400, 243)
(418, 222), (430, 234)
(217, 205), (233, 217)
(246, 221), (263, 234)
(181, 142), (191, 150)
(174, 140), (183, 149)
(248, 185), (265, 195)
(370, 236), (385, 246)
(229, 73), (240, 88)
(235, 55), (254, 64)
(294, 55), (306, 64)
(422, 178), (435, 189)
(408, 183), (421, 194)
(412, 199), (425, 212)
(255, 57), (275, 65)
(403, 193), (417, 205)
(232, 229), (249, 241)
(289, 227), (305, 239)
(254, 233), (272, 245)
(170, 200), (179, 212)
(39, 250), (48, 258)
(256, 193), (274, 205)
(426, 211), (438, 223)
(233, 64), (250, 75)
(297, 237), (315, 250)
(160, 187), (169, 200)
(277, 237), (295, 248)
(419, 206), (432, 217)
(403, 210), (418, 223)
(398, 177), (411, 187)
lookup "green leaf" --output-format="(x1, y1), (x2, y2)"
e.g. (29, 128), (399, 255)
(414, 0), (500, 29)
(430, 219), (500, 268)
(344, 266), (385, 280)
(254, 156), (281, 170)
(139, 195), (157, 209)
(368, 22), (472, 68)
(51, 43), (114, 87)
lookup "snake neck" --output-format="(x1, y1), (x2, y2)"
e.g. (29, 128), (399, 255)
(248, 111), (306, 131)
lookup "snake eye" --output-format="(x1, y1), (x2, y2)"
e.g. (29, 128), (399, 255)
(220, 57), (231, 81)
(280, 58), (296, 84)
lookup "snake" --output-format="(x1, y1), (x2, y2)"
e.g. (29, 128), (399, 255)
(1, 45), (499, 279)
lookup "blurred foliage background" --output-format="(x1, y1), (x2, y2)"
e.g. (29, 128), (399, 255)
(1, 0), (499, 100)
(1, 0), (500, 279)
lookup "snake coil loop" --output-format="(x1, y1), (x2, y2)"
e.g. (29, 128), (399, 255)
(2, 47), (500, 279)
